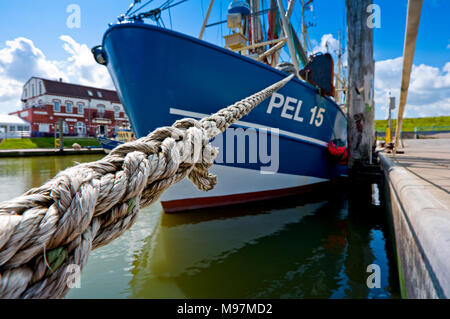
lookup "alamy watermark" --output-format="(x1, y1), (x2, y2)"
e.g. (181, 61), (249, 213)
(66, 4), (81, 29)
(66, 264), (81, 289)
(212, 127), (280, 174)
(366, 264), (381, 289)
(366, 4), (381, 29)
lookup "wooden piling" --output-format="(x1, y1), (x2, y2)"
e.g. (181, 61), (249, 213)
(345, 0), (375, 169)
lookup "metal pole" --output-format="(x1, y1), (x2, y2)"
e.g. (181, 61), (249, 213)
(286, 0), (296, 19)
(59, 119), (64, 152)
(393, 0), (423, 154)
(199, 0), (215, 40)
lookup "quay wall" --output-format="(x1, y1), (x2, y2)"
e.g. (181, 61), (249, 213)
(0, 148), (105, 158)
(380, 153), (450, 298)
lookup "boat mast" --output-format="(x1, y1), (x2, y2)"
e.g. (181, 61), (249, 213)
(199, 0), (215, 39)
(249, 0), (263, 53)
(336, 30), (341, 102)
(276, 0), (300, 76)
(286, 0), (296, 17)
(301, 0), (307, 51)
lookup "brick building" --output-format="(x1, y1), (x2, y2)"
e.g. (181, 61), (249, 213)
(9, 77), (130, 137)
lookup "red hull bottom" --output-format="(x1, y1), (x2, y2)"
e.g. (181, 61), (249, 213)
(161, 181), (332, 213)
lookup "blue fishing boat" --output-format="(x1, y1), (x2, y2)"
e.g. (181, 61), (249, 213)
(97, 136), (122, 153)
(93, 0), (348, 212)
(97, 128), (135, 153)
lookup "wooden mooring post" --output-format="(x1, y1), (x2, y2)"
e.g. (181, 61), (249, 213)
(345, 0), (375, 170)
(345, 0), (385, 189)
(344, 0), (384, 189)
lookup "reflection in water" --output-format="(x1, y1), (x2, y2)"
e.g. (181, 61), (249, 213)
(0, 155), (103, 201)
(0, 156), (399, 299)
(128, 189), (399, 299)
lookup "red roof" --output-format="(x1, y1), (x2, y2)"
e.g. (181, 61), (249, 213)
(40, 78), (121, 103)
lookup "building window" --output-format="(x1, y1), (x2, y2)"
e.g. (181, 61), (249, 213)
(114, 106), (120, 118)
(97, 105), (105, 116)
(62, 121), (68, 134)
(78, 103), (84, 114)
(39, 82), (43, 94)
(87, 90), (93, 96)
(9, 125), (16, 132)
(32, 85), (35, 97)
(97, 91), (102, 98)
(53, 101), (61, 112)
(75, 122), (86, 135)
(24, 88), (28, 98)
(66, 102), (73, 113)
(39, 124), (50, 133)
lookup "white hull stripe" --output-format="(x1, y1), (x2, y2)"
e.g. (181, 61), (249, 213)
(169, 108), (328, 148)
(161, 164), (328, 201)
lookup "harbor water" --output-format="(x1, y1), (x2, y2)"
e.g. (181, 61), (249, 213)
(0, 155), (400, 298)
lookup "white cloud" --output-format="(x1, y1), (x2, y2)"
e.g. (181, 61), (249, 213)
(312, 34), (339, 56)
(312, 34), (450, 119)
(59, 35), (113, 89)
(0, 36), (113, 114)
(374, 58), (450, 119)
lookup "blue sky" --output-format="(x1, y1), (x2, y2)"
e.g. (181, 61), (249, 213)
(0, 0), (449, 119)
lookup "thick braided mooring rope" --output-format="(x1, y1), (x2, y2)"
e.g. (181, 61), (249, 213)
(0, 74), (294, 298)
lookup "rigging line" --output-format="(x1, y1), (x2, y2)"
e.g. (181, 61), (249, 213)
(205, 7), (275, 28)
(201, 0), (205, 21)
(162, 0), (189, 11)
(133, 0), (188, 22)
(160, 0), (176, 9)
(261, 0), (267, 41)
(168, 1), (173, 28)
(128, 0), (155, 16)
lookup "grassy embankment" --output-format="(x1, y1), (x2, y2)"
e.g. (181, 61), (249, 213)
(375, 116), (450, 132)
(0, 137), (101, 150)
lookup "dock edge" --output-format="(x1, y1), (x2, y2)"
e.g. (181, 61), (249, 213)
(379, 152), (450, 299)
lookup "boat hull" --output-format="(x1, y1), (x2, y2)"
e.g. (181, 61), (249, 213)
(97, 136), (121, 153)
(101, 22), (347, 211)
